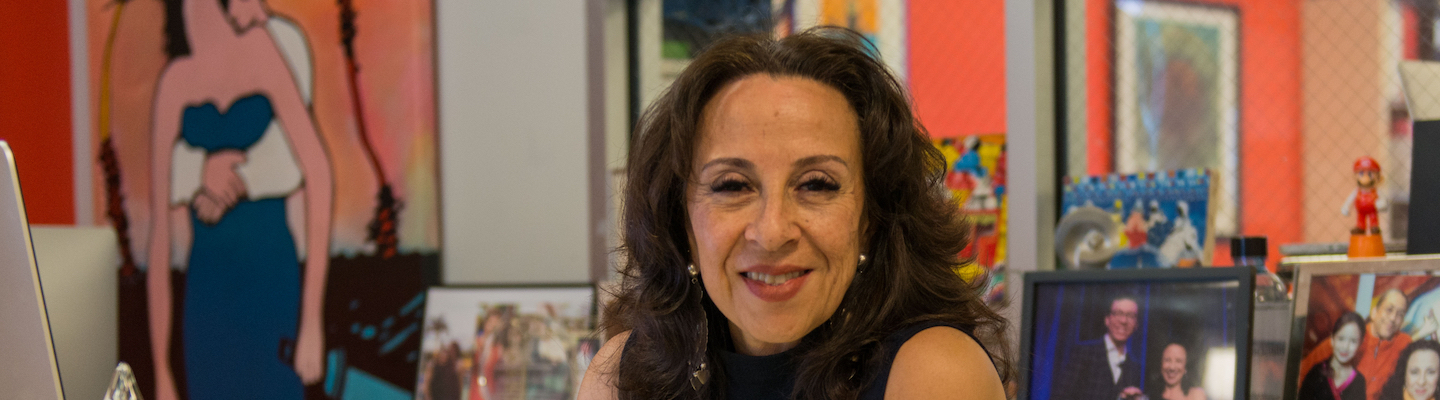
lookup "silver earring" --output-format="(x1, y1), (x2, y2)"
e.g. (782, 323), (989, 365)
(687, 264), (710, 391)
(859, 254), (867, 265)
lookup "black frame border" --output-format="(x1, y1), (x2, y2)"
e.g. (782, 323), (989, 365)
(1017, 267), (1256, 400)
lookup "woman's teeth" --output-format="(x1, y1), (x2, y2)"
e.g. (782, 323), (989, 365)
(744, 271), (804, 285)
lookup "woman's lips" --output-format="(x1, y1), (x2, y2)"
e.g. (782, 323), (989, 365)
(741, 270), (812, 302)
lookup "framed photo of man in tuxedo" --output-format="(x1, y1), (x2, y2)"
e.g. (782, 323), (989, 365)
(1019, 268), (1254, 400)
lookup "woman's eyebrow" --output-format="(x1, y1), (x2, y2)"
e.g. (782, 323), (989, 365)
(699, 157), (753, 172)
(793, 155), (847, 169)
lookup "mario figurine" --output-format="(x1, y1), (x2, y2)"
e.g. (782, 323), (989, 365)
(1341, 156), (1388, 235)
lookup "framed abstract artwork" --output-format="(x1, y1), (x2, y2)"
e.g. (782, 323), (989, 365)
(1113, 0), (1240, 236)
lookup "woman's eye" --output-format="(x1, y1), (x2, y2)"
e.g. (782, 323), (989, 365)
(798, 177), (840, 192)
(710, 179), (750, 193)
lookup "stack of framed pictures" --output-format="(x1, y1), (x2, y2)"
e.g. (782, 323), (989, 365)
(1019, 257), (1440, 400)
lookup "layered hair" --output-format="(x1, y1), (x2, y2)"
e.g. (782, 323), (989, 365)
(601, 27), (1012, 399)
(1378, 340), (1440, 400)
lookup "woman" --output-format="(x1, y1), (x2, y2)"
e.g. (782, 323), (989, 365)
(1146, 343), (1206, 400)
(1378, 340), (1440, 400)
(147, 0), (333, 399)
(578, 27), (1009, 399)
(1299, 312), (1367, 400)
(471, 305), (514, 400)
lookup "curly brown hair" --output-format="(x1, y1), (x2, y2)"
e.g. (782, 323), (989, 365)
(601, 26), (1013, 399)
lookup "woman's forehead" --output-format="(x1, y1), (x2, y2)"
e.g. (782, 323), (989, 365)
(695, 75), (859, 164)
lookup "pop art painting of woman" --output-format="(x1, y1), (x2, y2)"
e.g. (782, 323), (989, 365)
(91, 0), (438, 398)
(146, 0), (331, 399)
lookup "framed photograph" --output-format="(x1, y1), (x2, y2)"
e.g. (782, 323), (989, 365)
(1019, 268), (1254, 400)
(1113, 0), (1240, 237)
(1287, 257), (1440, 400)
(416, 284), (597, 400)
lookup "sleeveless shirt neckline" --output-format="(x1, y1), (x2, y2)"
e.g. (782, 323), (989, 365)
(719, 345), (801, 386)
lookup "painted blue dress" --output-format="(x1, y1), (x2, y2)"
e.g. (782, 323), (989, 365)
(179, 93), (304, 400)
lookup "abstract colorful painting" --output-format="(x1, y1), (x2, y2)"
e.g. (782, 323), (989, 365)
(799, 0), (907, 80)
(935, 135), (1007, 305)
(1114, 0), (1238, 236)
(87, 0), (438, 398)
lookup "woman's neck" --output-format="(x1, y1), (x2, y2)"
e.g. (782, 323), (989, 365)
(183, 0), (239, 55)
(729, 323), (799, 356)
(1329, 357), (1353, 381)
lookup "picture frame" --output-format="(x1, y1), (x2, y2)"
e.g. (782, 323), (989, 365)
(415, 284), (598, 400)
(1019, 268), (1254, 400)
(1286, 257), (1440, 400)
(1113, 0), (1240, 237)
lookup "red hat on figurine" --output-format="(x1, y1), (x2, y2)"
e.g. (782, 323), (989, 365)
(1354, 156), (1381, 173)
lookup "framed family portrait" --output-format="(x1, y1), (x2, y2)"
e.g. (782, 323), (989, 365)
(416, 284), (597, 400)
(1288, 257), (1440, 400)
(1020, 268), (1254, 400)
(1113, 0), (1240, 237)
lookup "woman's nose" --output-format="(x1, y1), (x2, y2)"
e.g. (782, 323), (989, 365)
(744, 191), (799, 251)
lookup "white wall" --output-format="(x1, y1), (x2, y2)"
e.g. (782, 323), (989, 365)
(438, 0), (604, 284)
(30, 226), (119, 400)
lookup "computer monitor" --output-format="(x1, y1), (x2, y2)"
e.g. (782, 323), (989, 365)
(0, 140), (65, 399)
(1401, 61), (1440, 255)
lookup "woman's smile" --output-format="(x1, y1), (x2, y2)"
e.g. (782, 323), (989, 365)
(739, 265), (814, 302)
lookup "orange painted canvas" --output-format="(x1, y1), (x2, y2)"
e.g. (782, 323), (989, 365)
(87, 0), (437, 398)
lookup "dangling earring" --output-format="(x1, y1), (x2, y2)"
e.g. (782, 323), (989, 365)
(857, 253), (868, 274)
(688, 264), (710, 391)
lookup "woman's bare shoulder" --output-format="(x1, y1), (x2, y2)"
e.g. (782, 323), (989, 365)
(885, 326), (1003, 399)
(577, 330), (631, 400)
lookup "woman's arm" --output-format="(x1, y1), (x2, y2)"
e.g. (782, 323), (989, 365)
(253, 32), (334, 382)
(259, 36), (333, 384)
(577, 330), (631, 400)
(885, 327), (1005, 400)
(147, 69), (187, 400)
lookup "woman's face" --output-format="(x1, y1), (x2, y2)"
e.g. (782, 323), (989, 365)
(1332, 322), (1362, 365)
(687, 74), (865, 356)
(224, 0), (269, 34)
(1161, 344), (1187, 387)
(1407, 349), (1440, 400)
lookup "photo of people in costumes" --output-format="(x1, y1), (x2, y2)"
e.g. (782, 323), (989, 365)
(1297, 273), (1440, 400)
(416, 287), (596, 400)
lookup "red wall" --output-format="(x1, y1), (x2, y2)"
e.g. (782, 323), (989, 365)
(908, 1), (1007, 138)
(0, 2), (75, 224)
(1087, 0), (1303, 263)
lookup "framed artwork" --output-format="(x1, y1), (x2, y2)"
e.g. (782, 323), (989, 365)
(92, 0), (440, 398)
(1288, 257), (1440, 400)
(934, 135), (1008, 304)
(1113, 0), (1240, 236)
(416, 285), (597, 400)
(1019, 268), (1254, 400)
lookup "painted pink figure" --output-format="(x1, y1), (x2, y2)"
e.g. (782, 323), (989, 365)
(145, 0), (333, 399)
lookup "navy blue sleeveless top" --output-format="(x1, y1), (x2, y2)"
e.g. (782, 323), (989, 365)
(626, 321), (993, 399)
